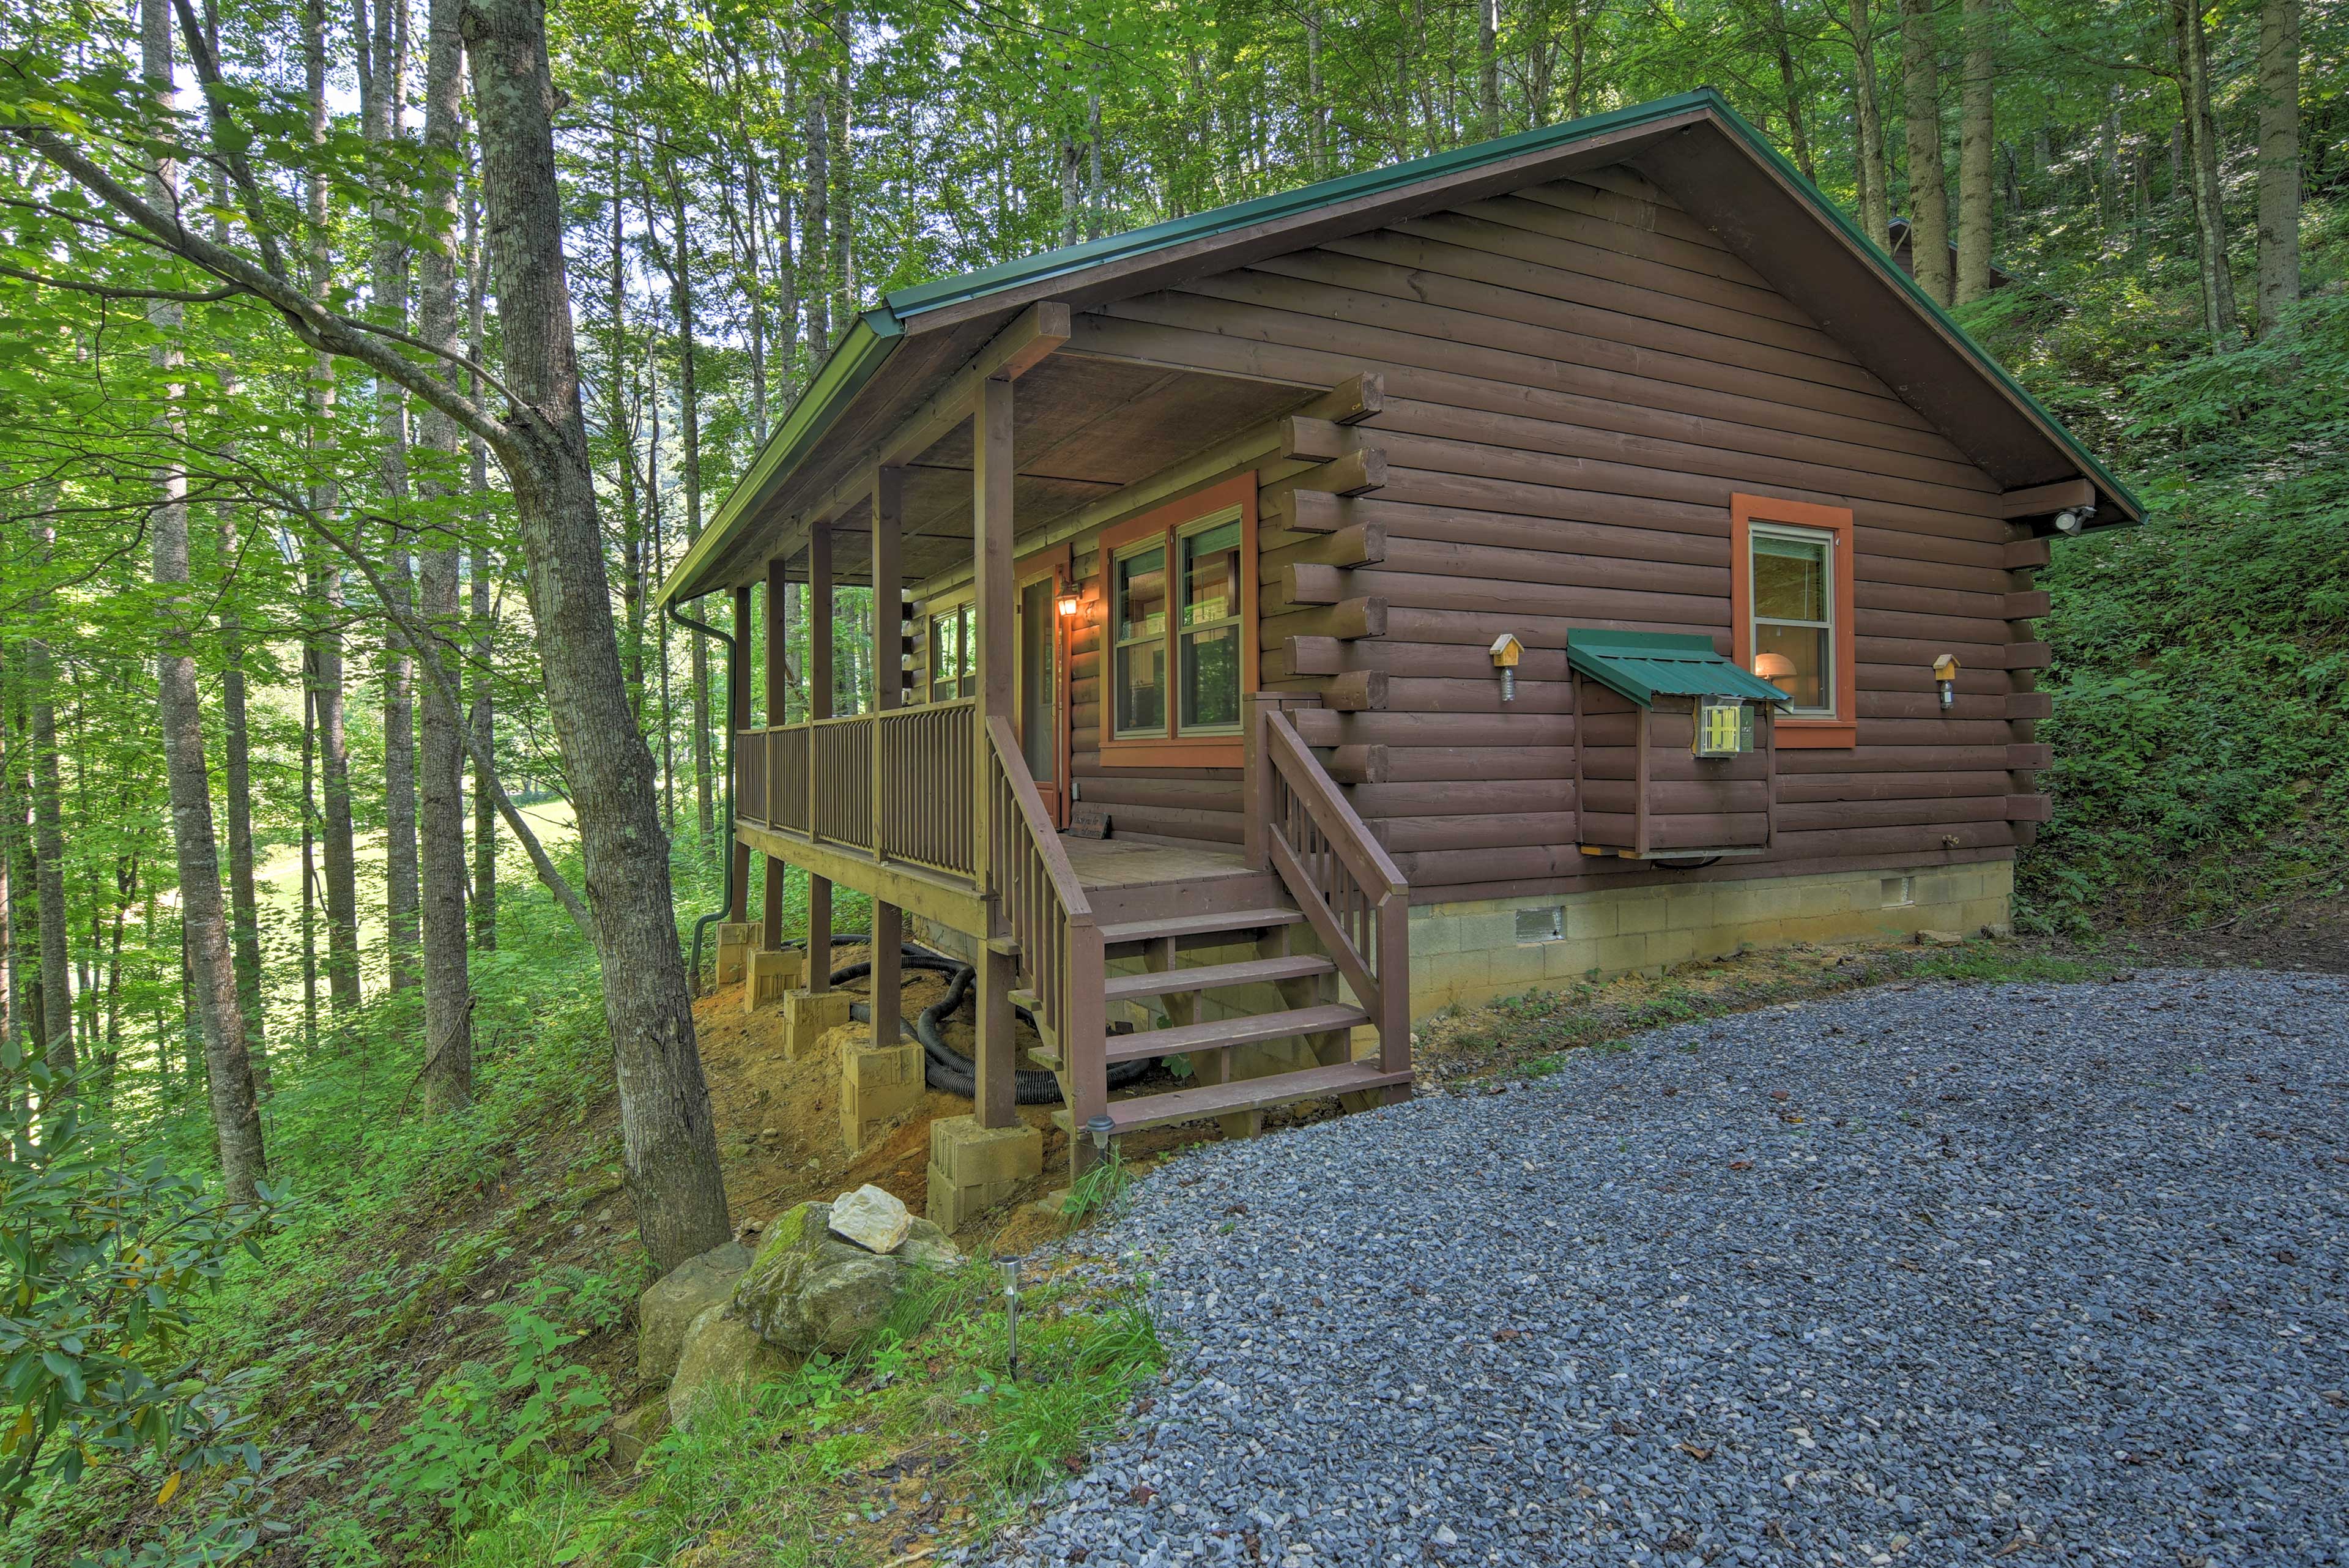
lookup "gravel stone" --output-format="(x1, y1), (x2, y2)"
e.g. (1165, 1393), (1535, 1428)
(982, 970), (2349, 1567)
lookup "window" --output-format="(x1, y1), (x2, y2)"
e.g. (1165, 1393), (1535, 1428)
(1750, 524), (1833, 715)
(1731, 494), (1855, 749)
(1097, 475), (1258, 767)
(928, 603), (973, 702)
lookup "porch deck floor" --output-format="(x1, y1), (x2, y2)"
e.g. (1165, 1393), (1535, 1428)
(1061, 835), (1255, 891)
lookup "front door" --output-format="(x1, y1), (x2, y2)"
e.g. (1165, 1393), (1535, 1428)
(1014, 568), (1067, 825)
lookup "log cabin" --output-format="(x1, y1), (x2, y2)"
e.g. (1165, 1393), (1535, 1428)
(658, 89), (2139, 1193)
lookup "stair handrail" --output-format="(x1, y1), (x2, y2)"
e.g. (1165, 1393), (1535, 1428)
(982, 717), (1107, 1144)
(1252, 699), (1411, 1077)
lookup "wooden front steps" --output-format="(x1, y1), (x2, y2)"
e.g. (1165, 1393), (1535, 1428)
(1104, 1061), (1412, 1135)
(1102, 953), (1335, 1001)
(1104, 1002), (1367, 1065)
(1097, 907), (1304, 946)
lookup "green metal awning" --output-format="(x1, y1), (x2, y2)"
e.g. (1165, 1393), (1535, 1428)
(1566, 630), (1791, 708)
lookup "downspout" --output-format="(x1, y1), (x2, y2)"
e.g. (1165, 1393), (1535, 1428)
(667, 594), (737, 995)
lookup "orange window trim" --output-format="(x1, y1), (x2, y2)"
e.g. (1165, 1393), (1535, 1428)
(1731, 492), (1857, 750)
(1096, 473), (1258, 770)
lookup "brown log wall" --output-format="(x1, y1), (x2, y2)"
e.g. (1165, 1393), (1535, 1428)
(933, 161), (2050, 902)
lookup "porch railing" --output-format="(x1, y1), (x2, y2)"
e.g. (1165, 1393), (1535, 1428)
(1255, 701), (1411, 1076)
(733, 696), (978, 879)
(984, 715), (1107, 1135)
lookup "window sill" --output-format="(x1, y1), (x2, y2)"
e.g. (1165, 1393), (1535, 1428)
(1773, 720), (1857, 749)
(1099, 737), (1244, 770)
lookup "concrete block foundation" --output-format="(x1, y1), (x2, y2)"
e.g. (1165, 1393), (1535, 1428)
(1409, 861), (2015, 1017)
(713, 922), (755, 987)
(925, 1115), (1042, 1230)
(840, 1040), (925, 1152)
(744, 949), (804, 1012)
(779, 987), (853, 1058)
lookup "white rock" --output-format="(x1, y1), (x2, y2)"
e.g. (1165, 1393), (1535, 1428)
(827, 1183), (912, 1254)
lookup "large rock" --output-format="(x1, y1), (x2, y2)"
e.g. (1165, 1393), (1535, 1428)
(733, 1202), (897, 1356)
(828, 1183), (913, 1253)
(667, 1303), (795, 1429)
(610, 1395), (671, 1468)
(637, 1239), (751, 1383)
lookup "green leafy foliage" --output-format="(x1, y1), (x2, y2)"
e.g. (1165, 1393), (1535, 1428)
(0, 1049), (315, 1562)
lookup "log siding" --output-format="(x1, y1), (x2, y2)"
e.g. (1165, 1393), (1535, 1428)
(913, 162), (2047, 903)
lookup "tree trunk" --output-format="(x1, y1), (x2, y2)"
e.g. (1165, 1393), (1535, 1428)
(1954, 0), (1996, 303)
(801, 16), (831, 360)
(460, 0), (730, 1269)
(24, 617), (73, 1077)
(2255, 0), (2301, 338)
(1899, 0), (1952, 306)
(467, 188), (497, 952)
(307, 0), (361, 1016)
(415, 0), (472, 1114)
(1477, 0), (1499, 139)
(1850, 0), (1892, 248)
(653, 155), (717, 852)
(2174, 0), (2240, 341)
(144, 0), (264, 1202)
(301, 662), (319, 1049)
(1768, 0), (1815, 182)
(360, 0), (421, 995)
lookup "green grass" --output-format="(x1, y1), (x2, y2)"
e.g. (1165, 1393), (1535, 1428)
(421, 1260), (1163, 1568)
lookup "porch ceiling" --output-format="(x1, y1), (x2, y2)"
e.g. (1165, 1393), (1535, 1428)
(781, 352), (1308, 589)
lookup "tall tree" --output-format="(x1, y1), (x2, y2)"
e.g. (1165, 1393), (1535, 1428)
(415, 0), (472, 1113)
(358, 0), (422, 995)
(1954, 0), (1996, 303)
(138, 0), (265, 1202)
(1899, 0), (1953, 305)
(647, 149), (716, 849)
(1847, 0), (1893, 248)
(21, 547), (73, 1075)
(2255, 0), (2302, 338)
(306, 0), (362, 1016)
(2173, 0), (2239, 341)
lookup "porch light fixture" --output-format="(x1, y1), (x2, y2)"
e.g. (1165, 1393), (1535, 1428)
(1932, 653), (1961, 712)
(1751, 651), (1796, 683)
(1057, 591), (1080, 617)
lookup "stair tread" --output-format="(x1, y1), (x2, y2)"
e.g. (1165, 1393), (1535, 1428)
(1103, 954), (1336, 1001)
(1107, 1061), (1412, 1133)
(1105, 1003), (1367, 1063)
(1097, 907), (1304, 945)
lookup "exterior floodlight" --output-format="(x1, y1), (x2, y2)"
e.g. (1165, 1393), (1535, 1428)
(1932, 653), (1961, 712)
(2052, 507), (2094, 535)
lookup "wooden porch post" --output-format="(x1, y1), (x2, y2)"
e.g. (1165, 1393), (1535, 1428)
(808, 520), (833, 993)
(729, 585), (752, 924)
(763, 554), (788, 952)
(870, 468), (904, 1039)
(972, 375), (1017, 1129)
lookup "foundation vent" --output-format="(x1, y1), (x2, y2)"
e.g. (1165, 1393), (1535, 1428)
(1516, 905), (1565, 943)
(1881, 875), (1916, 908)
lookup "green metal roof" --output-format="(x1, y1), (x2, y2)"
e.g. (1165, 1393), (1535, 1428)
(664, 87), (2141, 609)
(1567, 630), (1792, 708)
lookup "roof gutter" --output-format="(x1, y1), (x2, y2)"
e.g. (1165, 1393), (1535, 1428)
(657, 307), (905, 608)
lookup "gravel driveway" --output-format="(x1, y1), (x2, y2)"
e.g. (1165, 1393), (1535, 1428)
(989, 970), (2349, 1567)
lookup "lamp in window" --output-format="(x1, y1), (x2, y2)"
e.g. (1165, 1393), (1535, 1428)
(1752, 651), (1797, 685)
